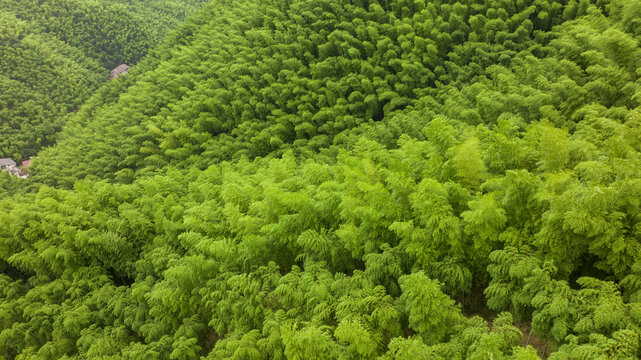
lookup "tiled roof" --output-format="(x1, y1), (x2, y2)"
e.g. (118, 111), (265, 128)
(111, 64), (130, 75)
(0, 158), (16, 167)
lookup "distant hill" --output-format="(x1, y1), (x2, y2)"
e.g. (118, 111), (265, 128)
(0, 0), (207, 160)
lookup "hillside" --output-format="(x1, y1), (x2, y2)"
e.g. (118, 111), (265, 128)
(3, 0), (641, 359)
(0, 0), (207, 160)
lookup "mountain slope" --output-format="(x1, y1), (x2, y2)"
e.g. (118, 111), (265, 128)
(31, 0), (584, 186)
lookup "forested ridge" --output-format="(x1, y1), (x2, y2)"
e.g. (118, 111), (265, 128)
(0, 0), (207, 160)
(3, 0), (641, 358)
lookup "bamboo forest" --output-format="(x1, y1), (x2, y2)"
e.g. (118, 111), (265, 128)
(2, 0), (641, 358)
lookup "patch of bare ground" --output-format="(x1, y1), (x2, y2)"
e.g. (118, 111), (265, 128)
(200, 326), (219, 355)
(516, 322), (551, 358)
(455, 285), (552, 358)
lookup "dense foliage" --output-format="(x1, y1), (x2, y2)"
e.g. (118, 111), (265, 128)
(0, 0), (207, 160)
(3, 0), (641, 358)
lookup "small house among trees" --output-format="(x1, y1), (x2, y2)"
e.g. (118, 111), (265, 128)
(0, 158), (18, 176)
(109, 64), (130, 80)
(0, 158), (31, 177)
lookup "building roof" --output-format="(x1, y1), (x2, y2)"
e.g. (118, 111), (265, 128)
(0, 158), (16, 167)
(22, 159), (31, 167)
(111, 64), (130, 76)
